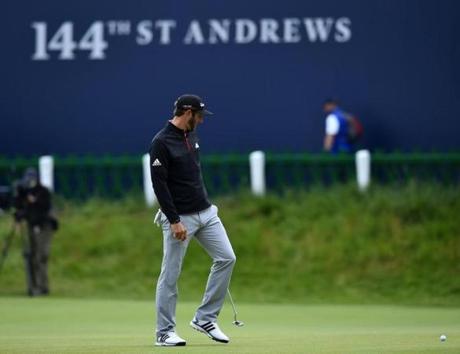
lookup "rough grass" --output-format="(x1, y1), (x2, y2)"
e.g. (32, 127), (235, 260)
(0, 182), (459, 305)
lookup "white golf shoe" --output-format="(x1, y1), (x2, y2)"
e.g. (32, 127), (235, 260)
(155, 331), (186, 346)
(190, 318), (230, 343)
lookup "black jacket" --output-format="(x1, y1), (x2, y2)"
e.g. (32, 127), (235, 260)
(14, 184), (52, 227)
(149, 122), (211, 223)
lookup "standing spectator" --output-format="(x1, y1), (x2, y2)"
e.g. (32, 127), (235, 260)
(14, 167), (57, 296)
(323, 98), (354, 153)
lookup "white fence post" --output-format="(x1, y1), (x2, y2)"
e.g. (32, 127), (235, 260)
(355, 149), (371, 192)
(249, 150), (266, 196)
(143, 153), (157, 207)
(39, 155), (54, 191)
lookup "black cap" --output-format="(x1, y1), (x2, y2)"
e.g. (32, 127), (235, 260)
(22, 167), (38, 185)
(24, 167), (38, 179)
(174, 94), (213, 115)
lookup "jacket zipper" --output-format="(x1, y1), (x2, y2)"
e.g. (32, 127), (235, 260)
(184, 132), (192, 151)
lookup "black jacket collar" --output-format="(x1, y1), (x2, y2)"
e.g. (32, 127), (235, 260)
(165, 121), (195, 135)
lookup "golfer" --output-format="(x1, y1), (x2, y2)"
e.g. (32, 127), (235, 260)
(149, 94), (236, 346)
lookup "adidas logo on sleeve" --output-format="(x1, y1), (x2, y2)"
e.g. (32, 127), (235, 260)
(152, 159), (162, 167)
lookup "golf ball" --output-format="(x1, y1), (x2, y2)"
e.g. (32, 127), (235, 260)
(440, 334), (447, 342)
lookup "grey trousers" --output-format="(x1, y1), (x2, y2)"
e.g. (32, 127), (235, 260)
(154, 205), (236, 336)
(23, 224), (53, 295)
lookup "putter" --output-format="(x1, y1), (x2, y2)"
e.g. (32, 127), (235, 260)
(227, 289), (244, 327)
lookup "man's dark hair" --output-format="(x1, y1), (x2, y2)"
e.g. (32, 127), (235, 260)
(174, 108), (186, 117)
(323, 98), (338, 106)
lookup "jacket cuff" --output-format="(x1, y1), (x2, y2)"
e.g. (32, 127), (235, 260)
(169, 217), (181, 224)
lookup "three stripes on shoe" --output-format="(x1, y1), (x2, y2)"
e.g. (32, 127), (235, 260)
(159, 333), (170, 342)
(199, 321), (216, 332)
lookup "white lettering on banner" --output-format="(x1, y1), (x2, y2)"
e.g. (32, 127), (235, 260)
(32, 21), (118, 60)
(156, 20), (176, 44)
(31, 22), (50, 60)
(235, 19), (257, 44)
(107, 21), (131, 36)
(31, 17), (352, 61)
(260, 19), (280, 43)
(136, 20), (176, 45)
(47, 22), (76, 60)
(335, 17), (352, 42)
(209, 19), (231, 44)
(136, 21), (153, 45)
(283, 18), (301, 43)
(184, 20), (205, 44)
(303, 18), (335, 42)
(79, 22), (108, 59)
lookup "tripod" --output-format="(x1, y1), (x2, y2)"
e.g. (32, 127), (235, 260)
(0, 222), (38, 295)
(0, 225), (16, 274)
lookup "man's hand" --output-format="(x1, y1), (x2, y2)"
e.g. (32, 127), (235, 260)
(27, 194), (37, 203)
(14, 222), (22, 235)
(170, 222), (187, 241)
(323, 134), (334, 152)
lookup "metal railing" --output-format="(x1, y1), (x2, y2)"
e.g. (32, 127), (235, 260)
(1, 153), (459, 199)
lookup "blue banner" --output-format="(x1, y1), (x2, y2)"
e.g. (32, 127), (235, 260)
(1, 0), (459, 155)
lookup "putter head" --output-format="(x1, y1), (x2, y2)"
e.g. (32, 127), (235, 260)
(233, 320), (244, 327)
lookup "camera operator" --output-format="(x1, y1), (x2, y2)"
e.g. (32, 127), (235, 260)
(14, 167), (57, 296)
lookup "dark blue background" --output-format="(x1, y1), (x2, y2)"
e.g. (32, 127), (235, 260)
(1, 0), (459, 156)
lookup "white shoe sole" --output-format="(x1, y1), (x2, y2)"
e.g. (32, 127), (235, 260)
(190, 321), (229, 343)
(155, 341), (186, 347)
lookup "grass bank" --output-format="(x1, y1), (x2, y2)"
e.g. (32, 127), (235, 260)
(0, 182), (459, 305)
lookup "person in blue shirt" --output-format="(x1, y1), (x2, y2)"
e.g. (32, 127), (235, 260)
(323, 98), (353, 154)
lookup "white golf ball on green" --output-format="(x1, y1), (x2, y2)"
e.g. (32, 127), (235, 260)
(440, 334), (447, 342)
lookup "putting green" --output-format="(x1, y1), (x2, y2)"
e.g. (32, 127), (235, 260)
(0, 297), (459, 353)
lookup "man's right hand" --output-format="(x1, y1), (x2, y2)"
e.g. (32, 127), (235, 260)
(170, 222), (187, 241)
(14, 222), (22, 235)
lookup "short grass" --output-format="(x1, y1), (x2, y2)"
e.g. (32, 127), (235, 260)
(0, 297), (459, 353)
